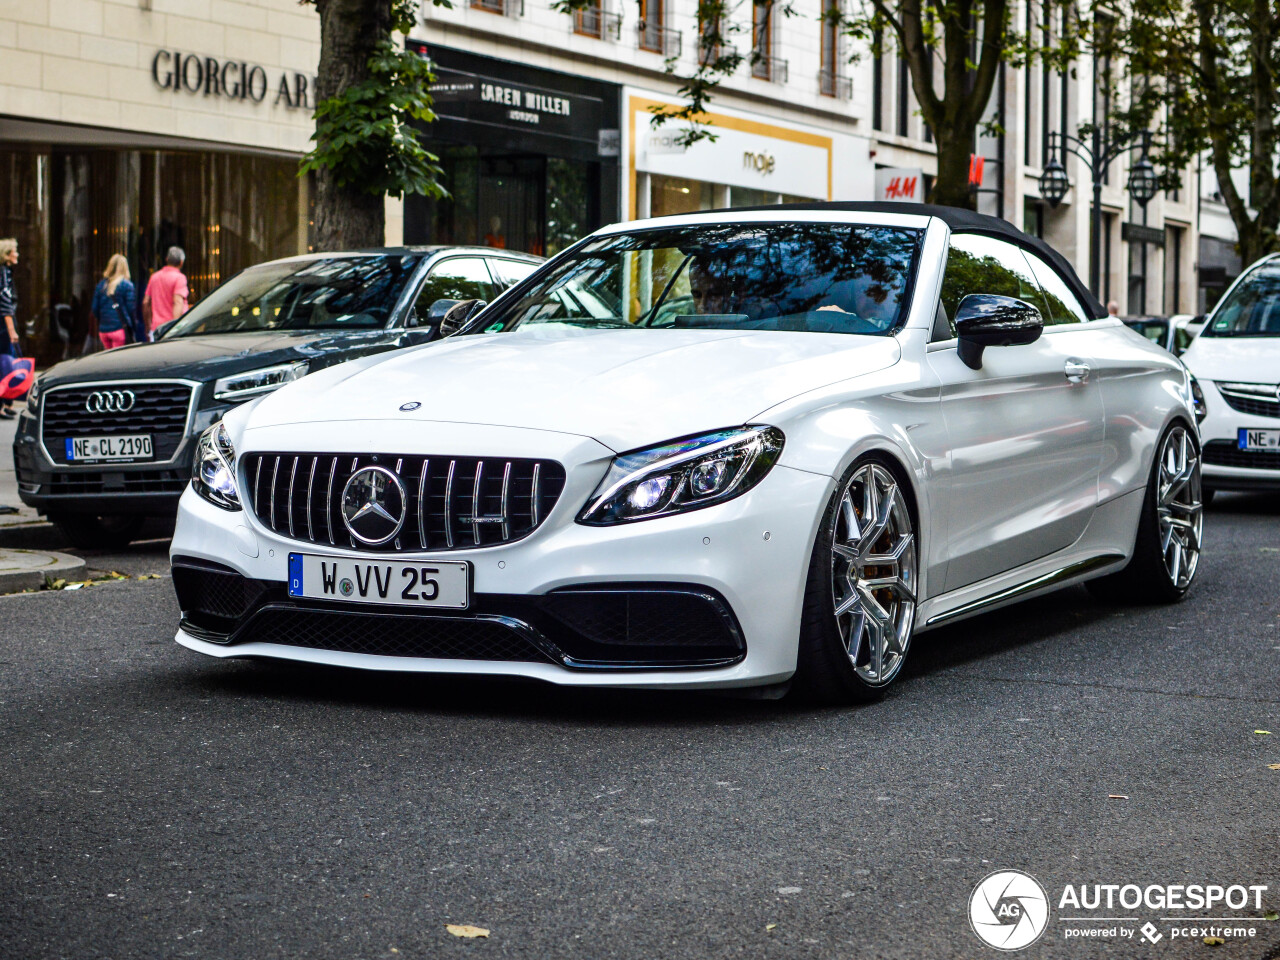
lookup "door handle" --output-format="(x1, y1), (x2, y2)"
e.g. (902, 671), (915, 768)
(1064, 359), (1091, 383)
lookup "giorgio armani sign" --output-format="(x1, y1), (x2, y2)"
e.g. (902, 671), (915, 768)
(151, 50), (316, 110)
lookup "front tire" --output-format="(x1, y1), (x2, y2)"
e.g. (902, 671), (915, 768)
(50, 513), (145, 550)
(794, 457), (918, 703)
(1086, 421), (1203, 604)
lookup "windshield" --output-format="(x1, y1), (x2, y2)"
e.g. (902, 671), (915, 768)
(165, 255), (420, 336)
(473, 223), (922, 336)
(1204, 262), (1280, 337)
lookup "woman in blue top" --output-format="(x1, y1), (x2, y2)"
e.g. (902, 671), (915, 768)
(91, 254), (141, 350)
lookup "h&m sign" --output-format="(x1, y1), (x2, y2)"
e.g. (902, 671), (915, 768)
(151, 51), (316, 110)
(875, 167), (924, 202)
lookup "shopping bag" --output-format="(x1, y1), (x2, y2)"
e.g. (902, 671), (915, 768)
(0, 354), (35, 399)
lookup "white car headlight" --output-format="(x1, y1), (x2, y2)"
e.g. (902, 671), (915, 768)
(192, 422), (240, 510)
(578, 425), (785, 525)
(213, 361), (308, 402)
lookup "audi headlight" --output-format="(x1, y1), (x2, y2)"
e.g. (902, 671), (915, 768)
(578, 425), (785, 525)
(24, 376), (40, 416)
(213, 361), (308, 402)
(192, 422), (241, 510)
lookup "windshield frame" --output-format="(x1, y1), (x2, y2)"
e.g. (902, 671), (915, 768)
(459, 219), (926, 339)
(163, 253), (428, 338)
(1201, 256), (1280, 338)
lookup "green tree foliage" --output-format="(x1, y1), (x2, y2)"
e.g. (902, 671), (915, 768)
(1092, 0), (1280, 264)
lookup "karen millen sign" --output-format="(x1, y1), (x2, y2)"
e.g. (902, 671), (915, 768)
(151, 50), (316, 110)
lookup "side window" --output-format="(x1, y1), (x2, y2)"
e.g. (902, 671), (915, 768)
(414, 258), (495, 318)
(489, 259), (538, 291)
(1022, 250), (1092, 325)
(938, 234), (1047, 335)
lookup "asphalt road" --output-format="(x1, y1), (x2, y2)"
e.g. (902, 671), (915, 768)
(1, 494), (1278, 959)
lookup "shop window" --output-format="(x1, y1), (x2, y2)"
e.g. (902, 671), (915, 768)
(650, 175), (713, 218)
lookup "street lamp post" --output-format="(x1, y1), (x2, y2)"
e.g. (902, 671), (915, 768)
(1038, 128), (1159, 297)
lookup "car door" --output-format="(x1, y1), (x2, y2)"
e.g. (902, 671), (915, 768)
(926, 233), (1105, 593)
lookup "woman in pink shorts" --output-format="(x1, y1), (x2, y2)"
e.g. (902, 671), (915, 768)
(90, 254), (139, 350)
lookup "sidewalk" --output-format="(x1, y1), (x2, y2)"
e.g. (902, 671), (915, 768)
(0, 400), (87, 592)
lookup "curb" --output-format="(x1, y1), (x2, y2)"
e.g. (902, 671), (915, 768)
(0, 549), (88, 594)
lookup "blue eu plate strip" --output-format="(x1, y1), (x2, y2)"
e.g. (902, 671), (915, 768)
(65, 438), (74, 460)
(288, 553), (303, 597)
(1238, 428), (1248, 450)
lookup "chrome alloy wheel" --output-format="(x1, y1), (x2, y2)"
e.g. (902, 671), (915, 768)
(829, 462), (918, 687)
(1156, 424), (1203, 590)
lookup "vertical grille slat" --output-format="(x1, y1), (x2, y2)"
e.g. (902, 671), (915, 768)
(243, 452), (564, 553)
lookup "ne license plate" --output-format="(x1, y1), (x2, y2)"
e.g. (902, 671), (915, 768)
(288, 553), (470, 609)
(65, 434), (153, 462)
(1238, 428), (1280, 451)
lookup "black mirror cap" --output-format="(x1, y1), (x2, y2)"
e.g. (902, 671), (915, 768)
(955, 294), (1045, 369)
(437, 299), (488, 337)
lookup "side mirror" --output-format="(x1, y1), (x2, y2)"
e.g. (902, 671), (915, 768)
(152, 319), (178, 341)
(431, 298), (488, 338)
(955, 294), (1044, 369)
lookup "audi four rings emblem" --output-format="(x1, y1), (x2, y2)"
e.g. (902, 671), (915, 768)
(85, 390), (137, 413)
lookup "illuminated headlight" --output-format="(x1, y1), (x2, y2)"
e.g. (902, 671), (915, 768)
(213, 361), (308, 402)
(578, 425), (785, 525)
(192, 422), (241, 510)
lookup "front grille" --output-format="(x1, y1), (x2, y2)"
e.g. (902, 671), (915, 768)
(41, 382), (193, 464)
(1203, 439), (1280, 471)
(1217, 385), (1280, 419)
(243, 453), (566, 552)
(541, 589), (744, 650)
(47, 468), (188, 495)
(239, 606), (553, 662)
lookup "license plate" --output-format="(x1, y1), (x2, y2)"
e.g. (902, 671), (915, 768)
(1238, 428), (1280, 451)
(65, 434), (153, 462)
(288, 553), (470, 609)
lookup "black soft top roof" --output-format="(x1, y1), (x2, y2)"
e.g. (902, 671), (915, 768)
(724, 200), (1106, 319)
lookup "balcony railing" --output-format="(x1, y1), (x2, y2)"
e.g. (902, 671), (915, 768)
(751, 53), (788, 83)
(638, 21), (682, 57)
(819, 70), (852, 99)
(574, 6), (623, 40)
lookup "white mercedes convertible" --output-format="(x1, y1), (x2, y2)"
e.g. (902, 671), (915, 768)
(170, 204), (1204, 701)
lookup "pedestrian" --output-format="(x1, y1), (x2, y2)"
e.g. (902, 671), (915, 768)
(90, 254), (139, 350)
(0, 237), (19, 420)
(142, 246), (189, 335)
(1107, 300), (1119, 317)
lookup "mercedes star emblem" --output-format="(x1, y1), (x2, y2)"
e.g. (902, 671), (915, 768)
(340, 465), (407, 545)
(399, 401), (422, 411)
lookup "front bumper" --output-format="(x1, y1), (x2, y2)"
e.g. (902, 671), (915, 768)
(170, 460), (834, 689)
(1198, 381), (1280, 491)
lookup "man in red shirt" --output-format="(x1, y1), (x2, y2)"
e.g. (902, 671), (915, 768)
(143, 246), (190, 335)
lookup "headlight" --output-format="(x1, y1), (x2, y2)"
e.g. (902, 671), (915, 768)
(1189, 376), (1207, 423)
(213, 361), (308, 402)
(24, 376), (40, 415)
(578, 425), (785, 525)
(192, 422), (241, 510)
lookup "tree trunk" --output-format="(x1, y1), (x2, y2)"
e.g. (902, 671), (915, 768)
(312, 0), (392, 250)
(929, 126), (977, 209)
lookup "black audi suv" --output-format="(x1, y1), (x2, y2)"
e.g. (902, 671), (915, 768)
(13, 247), (540, 547)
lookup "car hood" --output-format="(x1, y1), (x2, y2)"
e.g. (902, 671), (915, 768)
(246, 326), (902, 452)
(1181, 335), (1280, 383)
(37, 330), (399, 387)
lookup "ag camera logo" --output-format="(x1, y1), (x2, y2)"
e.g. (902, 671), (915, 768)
(969, 870), (1050, 950)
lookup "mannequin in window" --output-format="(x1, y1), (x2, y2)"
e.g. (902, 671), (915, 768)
(484, 216), (506, 249)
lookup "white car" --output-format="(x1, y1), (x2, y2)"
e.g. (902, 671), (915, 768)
(170, 204), (1204, 702)
(1180, 255), (1280, 499)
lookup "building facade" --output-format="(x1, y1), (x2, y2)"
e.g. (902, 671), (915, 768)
(0, 0), (317, 362)
(1, 0), (1216, 364)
